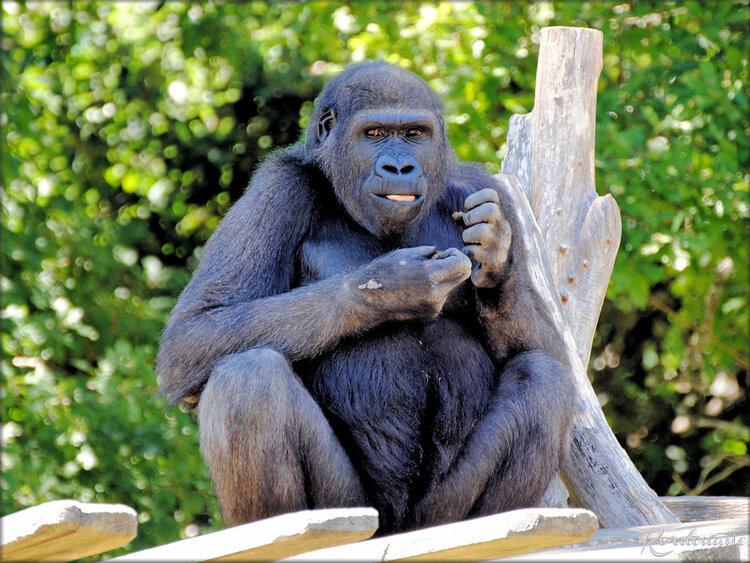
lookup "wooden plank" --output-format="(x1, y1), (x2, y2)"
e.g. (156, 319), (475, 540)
(660, 496), (749, 522)
(501, 26), (678, 527)
(0, 499), (137, 562)
(109, 507), (378, 562)
(504, 517), (748, 561)
(282, 508), (598, 562)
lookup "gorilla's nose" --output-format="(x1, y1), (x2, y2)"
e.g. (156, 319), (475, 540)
(375, 155), (422, 180)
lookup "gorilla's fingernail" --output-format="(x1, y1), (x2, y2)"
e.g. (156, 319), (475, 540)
(451, 211), (466, 223)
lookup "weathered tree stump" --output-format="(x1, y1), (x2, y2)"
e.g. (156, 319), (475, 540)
(500, 26), (679, 527)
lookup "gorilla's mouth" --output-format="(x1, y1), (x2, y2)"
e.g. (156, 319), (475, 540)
(385, 194), (417, 202)
(372, 193), (423, 204)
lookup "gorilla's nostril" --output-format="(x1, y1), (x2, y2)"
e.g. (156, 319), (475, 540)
(383, 164), (398, 174)
(401, 165), (415, 174)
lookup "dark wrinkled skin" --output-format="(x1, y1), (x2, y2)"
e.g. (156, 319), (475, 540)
(156, 61), (575, 534)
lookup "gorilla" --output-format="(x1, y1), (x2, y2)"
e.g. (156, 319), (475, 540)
(156, 61), (574, 534)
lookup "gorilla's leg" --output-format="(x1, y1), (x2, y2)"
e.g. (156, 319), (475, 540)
(414, 350), (573, 527)
(198, 347), (366, 526)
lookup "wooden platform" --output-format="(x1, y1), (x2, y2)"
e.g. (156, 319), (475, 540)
(0, 500), (137, 562)
(109, 507), (378, 562)
(3, 497), (747, 561)
(281, 508), (599, 562)
(504, 516), (749, 562)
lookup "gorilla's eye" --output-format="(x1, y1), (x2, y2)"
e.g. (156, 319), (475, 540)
(365, 128), (386, 138)
(405, 128), (424, 137)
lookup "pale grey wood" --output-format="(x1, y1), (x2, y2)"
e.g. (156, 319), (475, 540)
(108, 507), (378, 562)
(502, 113), (533, 203)
(500, 26), (678, 527)
(501, 26), (620, 368)
(660, 496), (749, 523)
(0, 499), (137, 562)
(490, 174), (678, 527)
(539, 473), (570, 508)
(503, 517), (749, 561)
(282, 508), (598, 562)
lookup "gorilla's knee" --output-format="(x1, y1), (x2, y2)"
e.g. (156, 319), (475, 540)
(201, 347), (292, 409)
(503, 350), (573, 395)
(198, 347), (300, 450)
(198, 347), (364, 525)
(498, 349), (574, 458)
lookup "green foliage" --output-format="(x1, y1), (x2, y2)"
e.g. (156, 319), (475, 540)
(2, 1), (747, 555)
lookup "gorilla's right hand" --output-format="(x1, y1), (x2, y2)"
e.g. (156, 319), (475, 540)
(351, 246), (472, 322)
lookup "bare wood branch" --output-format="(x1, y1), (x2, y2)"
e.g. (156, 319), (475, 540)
(502, 27), (620, 368)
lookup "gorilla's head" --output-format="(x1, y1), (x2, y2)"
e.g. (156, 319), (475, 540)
(305, 62), (453, 239)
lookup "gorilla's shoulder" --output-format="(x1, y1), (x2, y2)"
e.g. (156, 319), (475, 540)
(250, 143), (309, 183)
(443, 161), (498, 203)
(242, 143), (317, 202)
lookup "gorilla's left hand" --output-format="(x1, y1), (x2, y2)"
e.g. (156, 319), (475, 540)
(459, 188), (512, 289)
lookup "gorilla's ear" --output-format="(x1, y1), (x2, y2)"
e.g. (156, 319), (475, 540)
(317, 108), (336, 143)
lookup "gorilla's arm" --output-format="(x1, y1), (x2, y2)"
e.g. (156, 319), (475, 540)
(156, 147), (343, 402)
(157, 148), (471, 404)
(450, 165), (568, 365)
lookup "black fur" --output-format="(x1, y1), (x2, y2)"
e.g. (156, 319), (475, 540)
(157, 61), (574, 534)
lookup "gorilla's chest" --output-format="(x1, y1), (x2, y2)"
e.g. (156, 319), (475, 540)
(294, 221), (497, 489)
(297, 235), (374, 281)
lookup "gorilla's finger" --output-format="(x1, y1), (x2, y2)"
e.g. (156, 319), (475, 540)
(463, 244), (490, 264)
(436, 247), (467, 260)
(464, 187), (500, 211)
(430, 248), (470, 277)
(433, 258), (472, 283)
(404, 245), (438, 259)
(462, 223), (493, 245)
(464, 202), (502, 227)
(471, 267), (495, 289)
(461, 245), (477, 260)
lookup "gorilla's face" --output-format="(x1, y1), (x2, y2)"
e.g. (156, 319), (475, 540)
(335, 108), (447, 238)
(307, 64), (452, 240)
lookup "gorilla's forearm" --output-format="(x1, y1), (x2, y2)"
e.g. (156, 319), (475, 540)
(474, 269), (568, 365)
(157, 274), (379, 404)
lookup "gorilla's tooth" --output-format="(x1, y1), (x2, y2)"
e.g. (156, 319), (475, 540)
(385, 194), (416, 202)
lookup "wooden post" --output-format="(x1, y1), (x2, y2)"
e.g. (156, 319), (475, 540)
(500, 26), (679, 527)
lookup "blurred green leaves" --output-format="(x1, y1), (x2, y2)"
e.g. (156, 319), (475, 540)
(1, 1), (748, 555)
